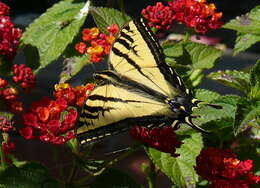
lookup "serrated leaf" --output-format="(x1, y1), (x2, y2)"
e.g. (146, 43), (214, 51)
(194, 89), (221, 102)
(0, 162), (59, 188)
(147, 133), (203, 188)
(234, 99), (260, 135)
(21, 0), (89, 71)
(207, 70), (250, 94)
(183, 42), (223, 69)
(193, 95), (240, 126)
(249, 60), (260, 100)
(90, 6), (131, 33)
(91, 168), (141, 188)
(233, 33), (260, 55)
(59, 55), (90, 82)
(223, 6), (260, 35)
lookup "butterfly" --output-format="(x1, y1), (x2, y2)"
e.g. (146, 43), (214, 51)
(77, 17), (220, 144)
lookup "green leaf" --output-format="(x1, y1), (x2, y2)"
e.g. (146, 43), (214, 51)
(163, 42), (183, 58)
(194, 89), (221, 102)
(21, 0), (89, 71)
(207, 70), (250, 94)
(249, 60), (260, 100)
(183, 42), (223, 69)
(91, 168), (141, 188)
(90, 6), (131, 33)
(0, 162), (59, 188)
(223, 6), (260, 35)
(147, 133), (203, 188)
(193, 95), (240, 126)
(233, 99), (260, 135)
(233, 33), (260, 55)
(59, 55), (90, 82)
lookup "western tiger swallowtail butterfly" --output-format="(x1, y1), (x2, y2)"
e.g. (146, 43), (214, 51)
(77, 17), (219, 144)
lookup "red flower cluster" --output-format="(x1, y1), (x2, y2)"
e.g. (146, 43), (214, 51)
(130, 126), (182, 157)
(54, 83), (95, 107)
(0, 115), (14, 132)
(195, 147), (260, 188)
(20, 83), (94, 144)
(0, 2), (21, 59)
(141, 2), (175, 30)
(169, 0), (223, 33)
(75, 24), (119, 63)
(20, 97), (77, 144)
(0, 2), (9, 16)
(13, 64), (36, 90)
(0, 64), (35, 113)
(0, 77), (23, 113)
(142, 0), (223, 33)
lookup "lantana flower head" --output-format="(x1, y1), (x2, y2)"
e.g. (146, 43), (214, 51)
(0, 77), (24, 113)
(20, 83), (95, 144)
(130, 126), (182, 157)
(13, 64), (36, 90)
(141, 0), (223, 33)
(54, 83), (95, 107)
(195, 147), (260, 188)
(0, 2), (21, 59)
(75, 24), (119, 63)
(141, 2), (175, 30)
(168, 0), (223, 33)
(20, 97), (77, 144)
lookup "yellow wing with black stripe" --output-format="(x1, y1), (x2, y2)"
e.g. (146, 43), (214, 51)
(77, 17), (207, 144)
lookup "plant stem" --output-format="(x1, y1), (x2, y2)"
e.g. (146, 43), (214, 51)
(146, 160), (157, 188)
(183, 31), (190, 43)
(0, 133), (7, 169)
(67, 159), (78, 184)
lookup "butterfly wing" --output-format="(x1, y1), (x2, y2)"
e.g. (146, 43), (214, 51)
(77, 77), (174, 144)
(77, 18), (194, 144)
(109, 17), (189, 98)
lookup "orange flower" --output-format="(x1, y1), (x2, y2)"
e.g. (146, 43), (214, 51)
(82, 27), (99, 41)
(75, 24), (118, 63)
(75, 42), (86, 54)
(36, 107), (50, 122)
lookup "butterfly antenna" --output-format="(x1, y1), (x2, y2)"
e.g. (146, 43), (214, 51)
(185, 116), (210, 134)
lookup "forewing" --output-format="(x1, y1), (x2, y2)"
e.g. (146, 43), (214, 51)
(109, 18), (187, 98)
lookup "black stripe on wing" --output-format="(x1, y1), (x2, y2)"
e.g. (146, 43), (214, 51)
(95, 71), (167, 102)
(133, 17), (186, 92)
(111, 47), (144, 75)
(88, 95), (144, 103)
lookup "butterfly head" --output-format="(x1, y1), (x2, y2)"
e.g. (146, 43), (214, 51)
(168, 96), (211, 133)
(168, 96), (194, 115)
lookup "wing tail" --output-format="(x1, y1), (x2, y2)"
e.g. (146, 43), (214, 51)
(184, 116), (210, 134)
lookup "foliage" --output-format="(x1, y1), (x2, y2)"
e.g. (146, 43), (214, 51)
(0, 0), (259, 188)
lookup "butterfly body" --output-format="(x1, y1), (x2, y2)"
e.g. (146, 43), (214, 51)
(77, 18), (208, 144)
